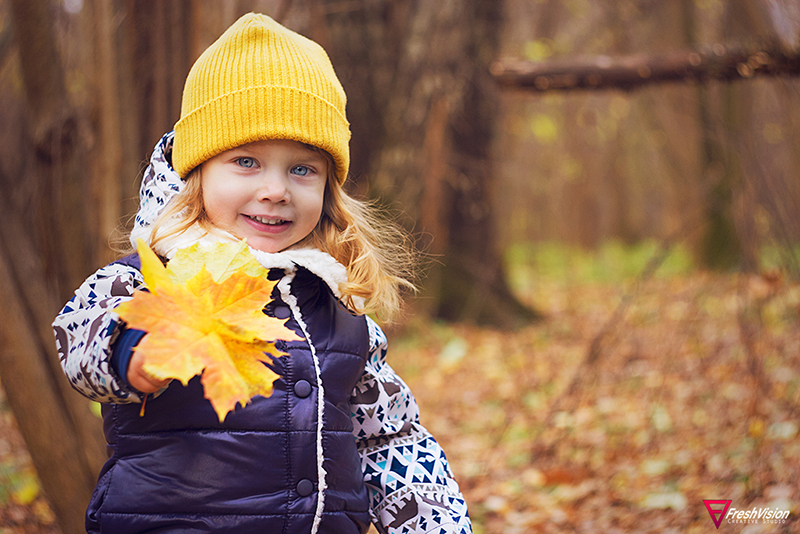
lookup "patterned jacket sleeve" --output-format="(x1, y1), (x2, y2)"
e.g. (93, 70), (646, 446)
(351, 317), (472, 534)
(52, 262), (145, 404)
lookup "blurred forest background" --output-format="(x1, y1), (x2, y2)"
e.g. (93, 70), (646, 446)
(0, 0), (799, 533)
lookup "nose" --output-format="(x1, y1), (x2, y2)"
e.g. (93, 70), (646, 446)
(256, 171), (289, 203)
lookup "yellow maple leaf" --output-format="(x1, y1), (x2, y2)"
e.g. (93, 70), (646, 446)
(115, 239), (301, 421)
(168, 239), (266, 283)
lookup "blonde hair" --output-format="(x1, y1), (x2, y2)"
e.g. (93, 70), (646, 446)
(148, 151), (416, 322)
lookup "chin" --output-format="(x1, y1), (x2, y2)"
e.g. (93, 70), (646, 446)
(250, 243), (284, 254)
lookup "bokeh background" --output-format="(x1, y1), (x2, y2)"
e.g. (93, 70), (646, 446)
(0, 1), (799, 533)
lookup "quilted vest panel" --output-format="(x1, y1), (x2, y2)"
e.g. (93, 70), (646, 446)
(88, 256), (371, 534)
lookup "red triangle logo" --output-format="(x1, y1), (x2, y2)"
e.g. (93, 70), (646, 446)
(703, 500), (732, 529)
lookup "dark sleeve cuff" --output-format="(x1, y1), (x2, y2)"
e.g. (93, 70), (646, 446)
(110, 327), (147, 386)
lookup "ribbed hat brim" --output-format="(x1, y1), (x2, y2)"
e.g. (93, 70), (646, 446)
(172, 13), (350, 183)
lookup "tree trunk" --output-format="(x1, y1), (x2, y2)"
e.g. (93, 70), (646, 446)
(3, 1), (110, 532)
(9, 0), (96, 295)
(438, 0), (538, 325)
(91, 0), (124, 264)
(323, 0), (539, 326)
(677, 0), (740, 270)
(696, 0), (777, 270)
(114, 0), (196, 230)
(0, 207), (101, 534)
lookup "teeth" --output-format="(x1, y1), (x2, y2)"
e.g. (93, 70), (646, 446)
(250, 215), (285, 225)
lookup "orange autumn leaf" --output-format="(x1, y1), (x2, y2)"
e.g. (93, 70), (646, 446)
(115, 239), (301, 421)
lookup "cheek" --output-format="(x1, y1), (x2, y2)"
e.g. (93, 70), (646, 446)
(298, 180), (325, 214)
(314, 190), (325, 215)
(312, 190), (326, 222)
(201, 182), (234, 224)
(203, 197), (221, 223)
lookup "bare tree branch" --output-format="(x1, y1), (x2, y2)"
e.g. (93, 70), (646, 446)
(491, 40), (800, 92)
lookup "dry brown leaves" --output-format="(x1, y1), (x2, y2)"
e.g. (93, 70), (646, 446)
(389, 272), (800, 534)
(0, 389), (57, 533)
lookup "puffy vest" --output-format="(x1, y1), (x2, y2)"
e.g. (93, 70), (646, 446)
(87, 254), (371, 533)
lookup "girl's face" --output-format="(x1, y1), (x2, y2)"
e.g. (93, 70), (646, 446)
(200, 139), (327, 253)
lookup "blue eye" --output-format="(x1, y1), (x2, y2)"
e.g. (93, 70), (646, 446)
(291, 165), (311, 176)
(236, 157), (256, 168)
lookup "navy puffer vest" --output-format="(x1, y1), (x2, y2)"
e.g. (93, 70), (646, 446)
(87, 255), (371, 533)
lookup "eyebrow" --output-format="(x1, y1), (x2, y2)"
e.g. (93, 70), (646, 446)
(226, 141), (327, 162)
(296, 148), (328, 164)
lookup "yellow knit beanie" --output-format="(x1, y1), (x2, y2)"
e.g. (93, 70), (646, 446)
(173, 13), (350, 183)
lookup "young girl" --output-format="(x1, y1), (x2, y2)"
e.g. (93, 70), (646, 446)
(53, 13), (471, 534)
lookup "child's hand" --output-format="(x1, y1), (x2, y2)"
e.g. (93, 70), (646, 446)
(127, 350), (171, 393)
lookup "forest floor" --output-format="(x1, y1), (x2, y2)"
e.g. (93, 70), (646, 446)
(1, 242), (799, 533)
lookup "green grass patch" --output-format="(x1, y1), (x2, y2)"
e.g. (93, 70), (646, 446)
(758, 243), (800, 274)
(506, 239), (695, 286)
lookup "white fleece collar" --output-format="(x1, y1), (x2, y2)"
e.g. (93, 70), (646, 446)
(146, 222), (348, 298)
(251, 248), (347, 299)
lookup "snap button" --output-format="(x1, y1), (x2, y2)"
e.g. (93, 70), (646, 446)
(294, 379), (312, 398)
(273, 305), (291, 319)
(296, 479), (314, 497)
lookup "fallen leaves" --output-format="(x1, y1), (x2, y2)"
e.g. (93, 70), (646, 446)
(3, 262), (800, 532)
(390, 272), (800, 533)
(0, 406), (57, 532)
(115, 240), (301, 421)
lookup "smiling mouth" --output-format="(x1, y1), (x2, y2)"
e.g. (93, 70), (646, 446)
(246, 214), (289, 226)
